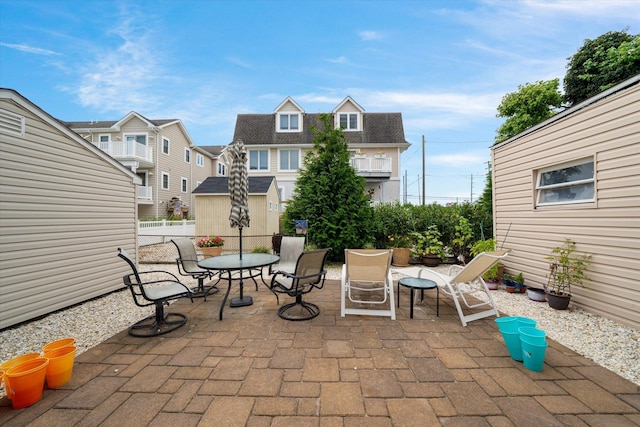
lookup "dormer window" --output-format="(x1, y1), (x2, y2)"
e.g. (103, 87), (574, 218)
(279, 113), (300, 131)
(339, 113), (359, 131)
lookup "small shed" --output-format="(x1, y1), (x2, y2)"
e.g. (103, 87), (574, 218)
(0, 89), (141, 329)
(192, 176), (280, 251)
(491, 75), (640, 329)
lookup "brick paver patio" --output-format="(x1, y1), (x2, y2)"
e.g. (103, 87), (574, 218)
(1, 278), (638, 426)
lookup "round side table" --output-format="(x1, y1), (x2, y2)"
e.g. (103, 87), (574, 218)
(398, 277), (439, 319)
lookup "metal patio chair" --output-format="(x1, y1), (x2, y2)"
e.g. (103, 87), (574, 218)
(171, 238), (220, 298)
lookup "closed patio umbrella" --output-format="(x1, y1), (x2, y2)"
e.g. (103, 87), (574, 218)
(228, 138), (251, 306)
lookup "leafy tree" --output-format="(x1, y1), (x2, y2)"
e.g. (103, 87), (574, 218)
(494, 79), (564, 143)
(564, 30), (640, 105)
(283, 113), (373, 261)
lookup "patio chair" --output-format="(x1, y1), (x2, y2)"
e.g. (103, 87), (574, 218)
(117, 248), (193, 337)
(171, 238), (220, 298)
(269, 236), (306, 276)
(403, 250), (509, 326)
(268, 248), (331, 320)
(341, 249), (395, 320)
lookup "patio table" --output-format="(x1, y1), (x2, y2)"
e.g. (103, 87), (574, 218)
(199, 253), (279, 320)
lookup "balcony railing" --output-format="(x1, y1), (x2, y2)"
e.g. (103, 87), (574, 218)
(137, 185), (152, 200)
(350, 156), (392, 177)
(98, 141), (153, 163)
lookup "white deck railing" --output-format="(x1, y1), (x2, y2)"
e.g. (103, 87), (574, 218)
(97, 140), (153, 163)
(351, 156), (392, 173)
(138, 219), (195, 246)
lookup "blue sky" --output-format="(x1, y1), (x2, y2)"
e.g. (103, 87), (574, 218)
(1, 0), (638, 204)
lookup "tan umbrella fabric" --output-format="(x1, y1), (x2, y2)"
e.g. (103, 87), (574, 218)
(228, 139), (250, 229)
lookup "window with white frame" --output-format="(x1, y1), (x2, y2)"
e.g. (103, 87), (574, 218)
(125, 134), (147, 145)
(161, 172), (170, 190)
(218, 162), (227, 176)
(99, 134), (110, 151)
(184, 148), (191, 164)
(278, 113), (300, 131)
(181, 177), (188, 193)
(536, 158), (595, 206)
(249, 150), (269, 170)
(279, 149), (300, 171)
(196, 153), (204, 167)
(339, 113), (359, 130)
(162, 137), (170, 155)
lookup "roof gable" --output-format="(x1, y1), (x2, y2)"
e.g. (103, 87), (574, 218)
(274, 97), (304, 113)
(333, 96), (364, 113)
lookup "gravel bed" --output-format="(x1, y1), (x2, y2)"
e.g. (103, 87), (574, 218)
(1, 256), (638, 399)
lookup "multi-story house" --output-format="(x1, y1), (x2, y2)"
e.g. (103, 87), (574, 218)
(65, 112), (227, 219)
(232, 96), (410, 207)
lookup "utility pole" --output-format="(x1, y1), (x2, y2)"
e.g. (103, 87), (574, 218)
(470, 174), (473, 203)
(422, 135), (425, 206)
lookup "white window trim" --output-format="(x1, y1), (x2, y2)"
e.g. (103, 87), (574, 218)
(162, 137), (170, 156)
(337, 112), (360, 131)
(278, 149), (300, 171)
(161, 172), (170, 190)
(0, 108), (25, 137)
(184, 148), (191, 164)
(535, 157), (595, 207)
(277, 112), (302, 133)
(249, 149), (270, 171)
(181, 177), (188, 193)
(196, 153), (204, 167)
(124, 133), (148, 144)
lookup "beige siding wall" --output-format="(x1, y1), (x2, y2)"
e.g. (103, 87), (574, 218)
(492, 83), (640, 328)
(0, 97), (138, 329)
(194, 182), (280, 250)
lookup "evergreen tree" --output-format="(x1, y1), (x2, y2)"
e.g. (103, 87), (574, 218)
(283, 113), (373, 261)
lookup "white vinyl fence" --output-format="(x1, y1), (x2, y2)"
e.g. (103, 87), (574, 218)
(138, 219), (195, 246)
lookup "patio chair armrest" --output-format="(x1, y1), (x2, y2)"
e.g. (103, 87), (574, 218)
(138, 270), (182, 282)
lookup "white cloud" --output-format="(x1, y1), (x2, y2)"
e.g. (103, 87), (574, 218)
(0, 42), (61, 56)
(358, 30), (382, 41)
(226, 56), (252, 68)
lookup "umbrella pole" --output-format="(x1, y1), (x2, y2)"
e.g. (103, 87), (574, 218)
(230, 226), (253, 307)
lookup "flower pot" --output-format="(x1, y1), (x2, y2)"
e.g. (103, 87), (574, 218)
(392, 248), (411, 267)
(485, 280), (499, 290)
(5, 358), (49, 409)
(421, 254), (440, 267)
(527, 287), (546, 302)
(201, 246), (222, 258)
(42, 338), (75, 354)
(547, 292), (571, 310)
(44, 346), (76, 388)
(1, 353), (41, 401)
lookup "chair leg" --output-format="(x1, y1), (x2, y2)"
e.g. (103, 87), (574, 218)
(191, 276), (219, 298)
(277, 294), (320, 321)
(128, 302), (187, 337)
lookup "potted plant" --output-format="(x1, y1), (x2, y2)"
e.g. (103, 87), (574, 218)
(452, 217), (473, 263)
(196, 235), (225, 258)
(411, 226), (443, 267)
(514, 272), (526, 293)
(470, 238), (500, 290)
(442, 246), (457, 264)
(544, 238), (592, 310)
(388, 234), (412, 267)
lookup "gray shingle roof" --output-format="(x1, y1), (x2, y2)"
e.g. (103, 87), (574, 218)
(192, 176), (275, 195)
(233, 112), (407, 146)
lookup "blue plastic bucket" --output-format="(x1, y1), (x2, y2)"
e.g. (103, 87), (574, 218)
(495, 317), (520, 333)
(501, 330), (523, 361)
(521, 339), (548, 372)
(518, 317), (537, 329)
(518, 327), (547, 344)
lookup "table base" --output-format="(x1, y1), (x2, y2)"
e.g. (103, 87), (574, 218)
(230, 296), (253, 307)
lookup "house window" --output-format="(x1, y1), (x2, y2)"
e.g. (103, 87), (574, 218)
(249, 150), (269, 170)
(279, 113), (300, 131)
(218, 163), (227, 175)
(279, 149), (300, 171)
(161, 172), (170, 190)
(184, 148), (191, 164)
(125, 134), (147, 145)
(536, 158), (595, 206)
(181, 177), (188, 193)
(162, 137), (170, 155)
(196, 153), (204, 167)
(0, 108), (25, 136)
(339, 113), (359, 130)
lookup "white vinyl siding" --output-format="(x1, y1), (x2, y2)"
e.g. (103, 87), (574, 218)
(0, 91), (138, 329)
(492, 78), (640, 329)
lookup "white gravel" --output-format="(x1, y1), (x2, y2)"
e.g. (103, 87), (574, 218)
(1, 261), (638, 400)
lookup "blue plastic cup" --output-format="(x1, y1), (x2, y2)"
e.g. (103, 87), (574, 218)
(501, 330), (523, 361)
(495, 316), (520, 333)
(521, 339), (548, 372)
(518, 327), (547, 344)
